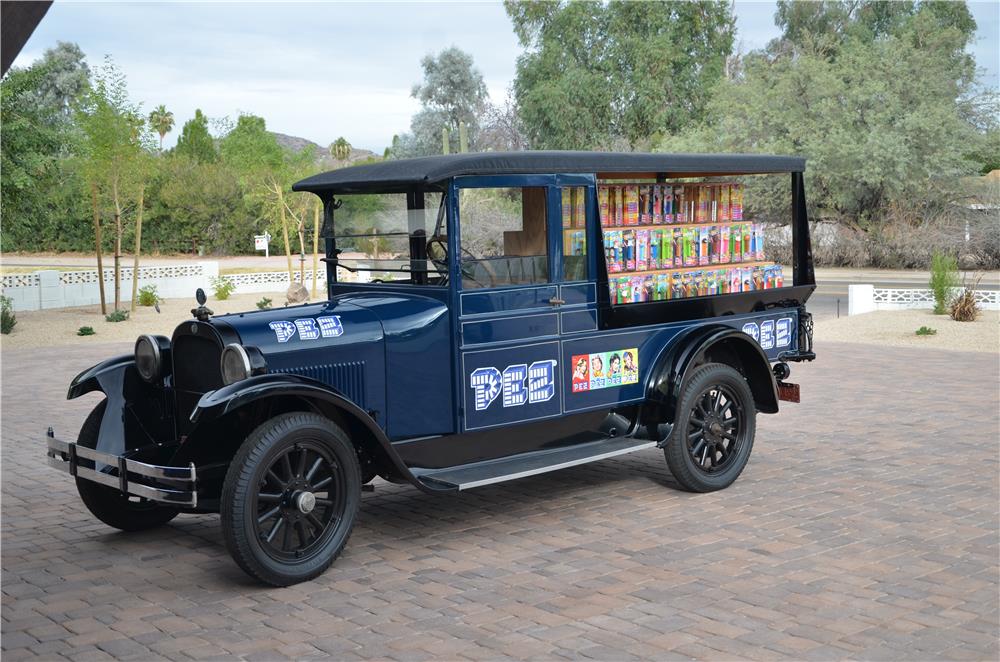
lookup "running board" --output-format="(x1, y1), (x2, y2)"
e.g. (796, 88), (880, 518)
(415, 437), (657, 491)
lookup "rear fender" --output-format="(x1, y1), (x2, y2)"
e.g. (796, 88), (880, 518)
(645, 325), (778, 426)
(183, 374), (432, 493)
(65, 355), (175, 457)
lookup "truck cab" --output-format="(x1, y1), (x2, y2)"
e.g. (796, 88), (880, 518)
(46, 152), (815, 586)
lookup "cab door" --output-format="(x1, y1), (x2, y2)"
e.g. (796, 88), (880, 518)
(452, 174), (596, 433)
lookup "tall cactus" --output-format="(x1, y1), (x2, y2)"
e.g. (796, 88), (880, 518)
(459, 121), (468, 154)
(442, 128), (450, 155)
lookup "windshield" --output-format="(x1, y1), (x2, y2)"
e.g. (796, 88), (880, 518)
(328, 191), (446, 286)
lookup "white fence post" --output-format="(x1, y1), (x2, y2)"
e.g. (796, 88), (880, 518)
(848, 284), (875, 316)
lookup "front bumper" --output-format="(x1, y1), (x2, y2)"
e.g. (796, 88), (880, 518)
(45, 428), (197, 507)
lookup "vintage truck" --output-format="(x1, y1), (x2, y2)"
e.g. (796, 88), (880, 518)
(46, 152), (815, 585)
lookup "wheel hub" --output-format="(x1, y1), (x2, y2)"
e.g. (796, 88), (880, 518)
(293, 490), (316, 514)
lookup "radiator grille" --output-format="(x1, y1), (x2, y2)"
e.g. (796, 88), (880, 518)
(278, 362), (366, 409)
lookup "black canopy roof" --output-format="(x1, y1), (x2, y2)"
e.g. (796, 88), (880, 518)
(292, 151), (806, 195)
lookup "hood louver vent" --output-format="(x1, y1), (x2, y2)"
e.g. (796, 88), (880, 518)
(278, 362), (366, 409)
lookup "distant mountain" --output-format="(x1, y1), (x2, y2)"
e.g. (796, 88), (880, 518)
(271, 132), (379, 169)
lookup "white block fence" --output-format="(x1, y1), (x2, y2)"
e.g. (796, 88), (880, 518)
(849, 284), (999, 315)
(1, 262), (337, 312)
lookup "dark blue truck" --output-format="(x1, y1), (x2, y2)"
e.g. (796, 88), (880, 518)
(46, 152), (815, 585)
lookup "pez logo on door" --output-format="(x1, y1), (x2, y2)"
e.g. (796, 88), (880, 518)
(469, 361), (557, 411)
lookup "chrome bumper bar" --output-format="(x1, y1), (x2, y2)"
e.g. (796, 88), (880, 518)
(45, 428), (197, 507)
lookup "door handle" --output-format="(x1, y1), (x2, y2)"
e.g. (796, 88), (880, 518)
(548, 297), (566, 307)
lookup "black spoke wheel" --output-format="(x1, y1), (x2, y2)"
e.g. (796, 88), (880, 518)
(663, 363), (756, 492)
(222, 413), (360, 586)
(75, 400), (179, 532)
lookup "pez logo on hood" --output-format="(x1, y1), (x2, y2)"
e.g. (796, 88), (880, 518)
(269, 316), (344, 343)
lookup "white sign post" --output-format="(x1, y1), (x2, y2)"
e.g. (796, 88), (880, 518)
(254, 232), (272, 258)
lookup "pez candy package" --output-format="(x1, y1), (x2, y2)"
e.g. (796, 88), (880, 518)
(719, 224), (730, 263)
(731, 224), (742, 263)
(742, 224), (752, 260)
(598, 186), (610, 225)
(643, 275), (655, 302)
(652, 186), (663, 224)
(682, 228), (696, 266)
(617, 278), (631, 304)
(659, 228), (672, 267)
(614, 186), (624, 226)
(720, 185), (731, 223)
(675, 187), (686, 223)
(754, 223), (765, 260)
(624, 186), (639, 226)
(673, 228), (684, 267)
(732, 184), (743, 221)
(698, 226), (710, 266)
(655, 273), (669, 300)
(562, 189), (572, 228)
(636, 229), (649, 271)
(664, 186), (674, 223)
(639, 186), (651, 225)
(649, 229), (661, 269)
(709, 226), (720, 265)
(573, 188), (586, 228)
(623, 229), (636, 271)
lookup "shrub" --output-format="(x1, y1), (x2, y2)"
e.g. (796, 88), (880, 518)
(929, 253), (959, 315)
(137, 284), (160, 307)
(256, 297), (273, 310)
(77, 326), (96, 336)
(949, 276), (981, 322)
(105, 309), (129, 323)
(0, 296), (16, 335)
(915, 326), (937, 336)
(211, 277), (236, 300)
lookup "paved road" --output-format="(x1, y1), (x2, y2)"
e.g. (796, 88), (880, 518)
(2, 342), (998, 660)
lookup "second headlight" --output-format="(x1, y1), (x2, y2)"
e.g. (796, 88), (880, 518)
(220, 344), (267, 385)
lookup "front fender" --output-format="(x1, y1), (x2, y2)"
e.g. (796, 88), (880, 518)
(65, 354), (175, 457)
(67, 354), (134, 400)
(647, 325), (779, 422)
(190, 374), (429, 492)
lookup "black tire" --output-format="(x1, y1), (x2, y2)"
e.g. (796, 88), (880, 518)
(221, 412), (361, 586)
(663, 363), (756, 493)
(75, 400), (180, 531)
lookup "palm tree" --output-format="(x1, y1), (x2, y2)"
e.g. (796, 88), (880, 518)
(148, 104), (175, 151)
(330, 137), (351, 161)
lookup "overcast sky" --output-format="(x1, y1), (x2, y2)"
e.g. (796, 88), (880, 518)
(15, 1), (1000, 153)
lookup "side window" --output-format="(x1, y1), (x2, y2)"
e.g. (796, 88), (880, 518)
(561, 186), (588, 282)
(458, 187), (549, 289)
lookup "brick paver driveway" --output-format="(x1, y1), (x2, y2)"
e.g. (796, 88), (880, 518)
(2, 340), (998, 660)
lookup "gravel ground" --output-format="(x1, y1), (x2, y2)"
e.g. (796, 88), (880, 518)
(814, 308), (999, 354)
(0, 291), (299, 350)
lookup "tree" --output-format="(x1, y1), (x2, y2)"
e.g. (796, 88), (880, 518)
(506, 0), (735, 149)
(148, 104), (175, 151)
(76, 56), (154, 312)
(393, 47), (489, 156)
(174, 109), (216, 163)
(30, 41), (90, 120)
(659, 1), (988, 228)
(330, 137), (351, 160)
(220, 114), (312, 280)
(153, 156), (245, 252)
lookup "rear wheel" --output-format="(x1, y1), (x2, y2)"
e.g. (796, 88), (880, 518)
(75, 401), (180, 531)
(221, 412), (361, 586)
(663, 363), (756, 492)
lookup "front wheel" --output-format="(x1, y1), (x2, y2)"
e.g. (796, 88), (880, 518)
(221, 412), (361, 586)
(75, 400), (179, 531)
(663, 363), (756, 493)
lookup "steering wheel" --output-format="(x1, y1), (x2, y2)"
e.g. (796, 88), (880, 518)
(425, 236), (498, 288)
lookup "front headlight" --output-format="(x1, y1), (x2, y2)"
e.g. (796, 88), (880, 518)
(221, 344), (251, 385)
(135, 334), (170, 383)
(220, 344), (267, 385)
